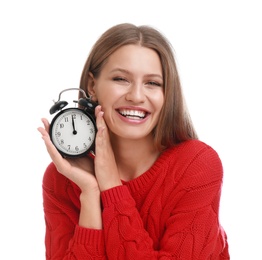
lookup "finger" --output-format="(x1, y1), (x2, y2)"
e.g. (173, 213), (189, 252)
(96, 110), (105, 129)
(41, 118), (50, 132)
(95, 125), (106, 147)
(95, 106), (107, 130)
(95, 105), (102, 117)
(37, 126), (57, 155)
(38, 124), (66, 171)
(37, 126), (48, 138)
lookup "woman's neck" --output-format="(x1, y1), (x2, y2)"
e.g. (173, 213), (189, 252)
(111, 135), (161, 181)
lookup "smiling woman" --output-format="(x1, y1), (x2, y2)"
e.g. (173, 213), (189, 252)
(38, 23), (230, 259)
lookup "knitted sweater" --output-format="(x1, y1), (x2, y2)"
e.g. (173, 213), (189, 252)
(42, 139), (230, 259)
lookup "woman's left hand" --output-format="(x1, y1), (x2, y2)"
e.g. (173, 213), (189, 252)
(94, 105), (122, 191)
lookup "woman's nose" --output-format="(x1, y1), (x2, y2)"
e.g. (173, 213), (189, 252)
(125, 83), (145, 103)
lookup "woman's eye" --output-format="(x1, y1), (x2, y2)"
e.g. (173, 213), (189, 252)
(147, 81), (162, 87)
(113, 77), (127, 82)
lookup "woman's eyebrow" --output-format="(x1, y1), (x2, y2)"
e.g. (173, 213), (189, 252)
(110, 68), (162, 80)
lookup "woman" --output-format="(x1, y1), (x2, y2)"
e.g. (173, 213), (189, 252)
(38, 23), (230, 259)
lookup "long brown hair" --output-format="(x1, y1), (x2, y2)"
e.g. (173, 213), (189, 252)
(79, 23), (198, 150)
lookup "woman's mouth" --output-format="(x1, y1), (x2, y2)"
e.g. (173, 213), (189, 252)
(117, 109), (148, 120)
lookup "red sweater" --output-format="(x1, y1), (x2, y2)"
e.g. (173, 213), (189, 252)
(42, 140), (230, 259)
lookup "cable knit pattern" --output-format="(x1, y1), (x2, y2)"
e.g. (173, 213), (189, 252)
(42, 139), (229, 259)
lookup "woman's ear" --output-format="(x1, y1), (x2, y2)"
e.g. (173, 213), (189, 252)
(87, 72), (98, 101)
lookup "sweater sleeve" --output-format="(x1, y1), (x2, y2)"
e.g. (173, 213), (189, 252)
(159, 145), (229, 259)
(43, 163), (107, 260)
(101, 185), (155, 258)
(100, 144), (229, 259)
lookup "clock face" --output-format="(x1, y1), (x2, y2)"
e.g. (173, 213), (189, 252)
(50, 108), (96, 157)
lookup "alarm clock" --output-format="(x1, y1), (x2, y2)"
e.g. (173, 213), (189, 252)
(49, 88), (97, 158)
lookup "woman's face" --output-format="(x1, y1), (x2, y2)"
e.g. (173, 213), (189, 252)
(91, 44), (164, 141)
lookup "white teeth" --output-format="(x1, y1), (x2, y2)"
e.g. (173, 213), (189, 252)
(119, 109), (146, 118)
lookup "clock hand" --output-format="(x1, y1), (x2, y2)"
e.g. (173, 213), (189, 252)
(71, 115), (77, 135)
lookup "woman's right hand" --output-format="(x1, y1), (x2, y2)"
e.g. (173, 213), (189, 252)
(37, 118), (99, 194)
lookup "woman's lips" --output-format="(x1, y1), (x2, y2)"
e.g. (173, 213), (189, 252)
(116, 108), (150, 123)
(117, 109), (147, 119)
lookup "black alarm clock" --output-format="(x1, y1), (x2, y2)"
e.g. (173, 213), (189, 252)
(49, 88), (97, 158)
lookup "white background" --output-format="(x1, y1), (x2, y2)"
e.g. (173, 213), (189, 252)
(1, 1), (261, 259)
